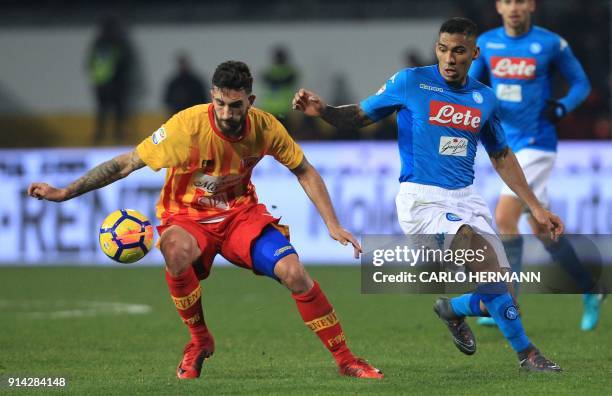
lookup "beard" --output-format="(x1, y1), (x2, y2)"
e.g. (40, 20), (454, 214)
(215, 113), (245, 136)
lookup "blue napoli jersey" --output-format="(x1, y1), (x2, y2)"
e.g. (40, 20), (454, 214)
(360, 65), (507, 190)
(469, 26), (591, 152)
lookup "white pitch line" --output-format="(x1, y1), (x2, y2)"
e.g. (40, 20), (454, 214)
(0, 300), (152, 319)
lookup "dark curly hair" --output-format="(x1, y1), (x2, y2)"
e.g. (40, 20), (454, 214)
(212, 60), (253, 94)
(439, 17), (478, 39)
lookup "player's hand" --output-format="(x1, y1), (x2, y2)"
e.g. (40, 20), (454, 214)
(27, 182), (68, 202)
(531, 206), (564, 241)
(328, 224), (362, 259)
(292, 89), (326, 117)
(543, 100), (567, 123)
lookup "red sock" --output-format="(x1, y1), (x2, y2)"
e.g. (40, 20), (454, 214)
(292, 281), (355, 366)
(165, 267), (211, 344)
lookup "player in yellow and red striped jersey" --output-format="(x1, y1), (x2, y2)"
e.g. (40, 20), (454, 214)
(27, 60), (383, 380)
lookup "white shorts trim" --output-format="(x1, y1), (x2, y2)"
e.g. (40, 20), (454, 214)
(500, 148), (556, 208)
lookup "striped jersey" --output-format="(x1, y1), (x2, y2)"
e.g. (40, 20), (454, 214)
(136, 104), (304, 223)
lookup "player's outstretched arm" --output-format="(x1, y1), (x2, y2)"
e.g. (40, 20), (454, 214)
(489, 147), (564, 239)
(292, 88), (374, 130)
(291, 156), (362, 258)
(28, 149), (146, 202)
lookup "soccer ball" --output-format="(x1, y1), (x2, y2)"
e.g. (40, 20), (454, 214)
(99, 209), (154, 263)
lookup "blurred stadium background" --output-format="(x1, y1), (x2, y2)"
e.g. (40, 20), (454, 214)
(0, 2), (611, 393)
(0, 0), (610, 265)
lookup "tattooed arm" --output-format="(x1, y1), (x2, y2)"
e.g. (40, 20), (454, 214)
(28, 150), (146, 202)
(292, 89), (374, 129)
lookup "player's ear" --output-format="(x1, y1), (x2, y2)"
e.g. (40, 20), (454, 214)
(529, 0), (536, 13)
(473, 45), (480, 60)
(248, 94), (256, 106)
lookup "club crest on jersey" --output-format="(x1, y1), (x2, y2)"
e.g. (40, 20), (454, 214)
(472, 92), (484, 104)
(200, 159), (215, 173)
(151, 127), (167, 145)
(491, 57), (536, 79)
(240, 156), (259, 171)
(429, 100), (482, 133)
(529, 42), (542, 54)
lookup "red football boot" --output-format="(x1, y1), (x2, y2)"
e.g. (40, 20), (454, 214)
(339, 358), (384, 379)
(176, 336), (215, 379)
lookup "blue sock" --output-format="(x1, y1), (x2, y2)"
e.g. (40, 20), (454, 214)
(450, 293), (484, 317)
(477, 282), (531, 353)
(503, 236), (523, 294)
(545, 236), (594, 292)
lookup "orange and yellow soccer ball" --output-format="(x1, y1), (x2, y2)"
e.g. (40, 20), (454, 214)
(99, 209), (154, 264)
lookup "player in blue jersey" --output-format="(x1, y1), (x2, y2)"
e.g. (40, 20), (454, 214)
(469, 0), (604, 331)
(293, 17), (564, 372)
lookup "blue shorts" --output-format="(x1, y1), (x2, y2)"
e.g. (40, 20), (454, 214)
(251, 226), (297, 280)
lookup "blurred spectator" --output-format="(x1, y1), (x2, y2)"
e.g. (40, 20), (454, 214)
(403, 48), (428, 68)
(163, 53), (209, 115)
(86, 16), (134, 144)
(259, 45), (299, 124)
(469, 0), (609, 141)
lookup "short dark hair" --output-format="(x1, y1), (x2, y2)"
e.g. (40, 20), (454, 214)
(212, 60), (253, 94)
(439, 17), (478, 39)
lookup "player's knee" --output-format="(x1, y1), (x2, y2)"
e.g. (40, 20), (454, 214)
(495, 210), (517, 234)
(450, 225), (475, 251)
(495, 200), (521, 235)
(160, 231), (198, 275)
(275, 256), (312, 294)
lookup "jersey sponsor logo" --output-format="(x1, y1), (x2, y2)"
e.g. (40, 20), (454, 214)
(429, 100), (482, 132)
(197, 193), (230, 210)
(193, 172), (244, 194)
(496, 84), (523, 102)
(151, 127), (167, 145)
(419, 83), (444, 93)
(486, 42), (506, 49)
(491, 57), (536, 79)
(439, 136), (468, 157)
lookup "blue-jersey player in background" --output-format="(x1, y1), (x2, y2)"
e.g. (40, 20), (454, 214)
(469, 0), (605, 331)
(294, 17), (564, 372)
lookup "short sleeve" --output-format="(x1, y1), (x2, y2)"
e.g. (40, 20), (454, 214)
(359, 69), (407, 122)
(480, 101), (508, 155)
(136, 112), (192, 171)
(267, 118), (304, 170)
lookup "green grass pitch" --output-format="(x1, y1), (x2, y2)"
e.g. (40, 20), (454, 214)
(1, 266), (611, 395)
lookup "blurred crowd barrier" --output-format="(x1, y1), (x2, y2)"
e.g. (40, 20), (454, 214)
(1, 141), (611, 265)
(0, 21), (440, 147)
